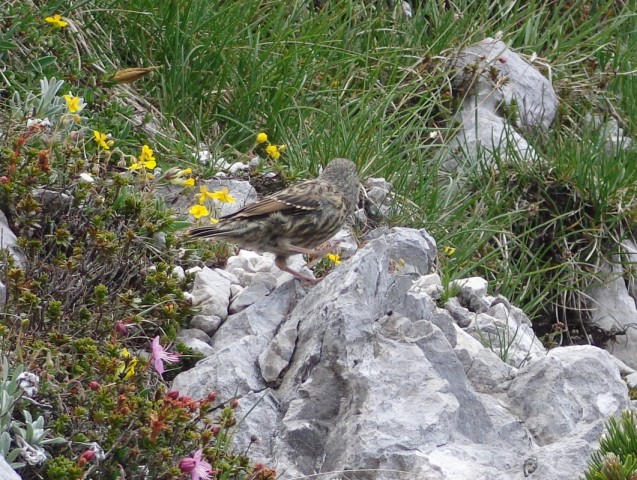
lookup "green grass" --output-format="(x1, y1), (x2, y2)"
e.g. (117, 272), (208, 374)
(3, 0), (637, 335)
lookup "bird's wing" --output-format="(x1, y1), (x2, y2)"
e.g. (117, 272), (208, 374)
(224, 180), (333, 219)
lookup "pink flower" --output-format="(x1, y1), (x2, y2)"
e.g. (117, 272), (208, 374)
(179, 449), (212, 480)
(150, 336), (180, 375)
(114, 321), (132, 336)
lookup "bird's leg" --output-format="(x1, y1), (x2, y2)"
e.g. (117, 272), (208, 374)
(275, 255), (320, 285)
(282, 241), (343, 268)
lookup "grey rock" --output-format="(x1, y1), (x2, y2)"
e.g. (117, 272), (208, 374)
(365, 177), (393, 192)
(171, 265), (185, 279)
(33, 188), (72, 211)
(466, 310), (544, 368)
(453, 38), (557, 129)
(410, 273), (444, 300)
(230, 284), (244, 298)
(587, 258), (637, 368)
(226, 250), (314, 287)
(449, 38), (558, 168)
(507, 346), (629, 447)
(191, 267), (232, 321)
(229, 282), (271, 314)
(585, 113), (633, 152)
(0, 457), (20, 480)
(623, 239), (637, 301)
(353, 208), (367, 224)
(444, 296), (474, 328)
(173, 280), (305, 401)
(213, 268), (240, 285)
(179, 338), (215, 357)
(453, 276), (491, 313)
(454, 325), (516, 394)
(190, 314), (222, 336)
(227, 390), (281, 463)
(251, 272), (278, 291)
(367, 186), (391, 206)
(0, 211), (23, 308)
(0, 209), (24, 265)
(330, 228), (358, 257)
(173, 227), (627, 480)
(177, 328), (210, 344)
(172, 336), (268, 401)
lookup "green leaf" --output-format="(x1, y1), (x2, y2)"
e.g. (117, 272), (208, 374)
(0, 41), (18, 51)
(30, 56), (58, 70)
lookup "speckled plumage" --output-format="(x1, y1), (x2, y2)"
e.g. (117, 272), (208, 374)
(188, 158), (360, 283)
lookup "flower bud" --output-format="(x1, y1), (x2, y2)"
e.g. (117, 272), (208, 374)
(111, 67), (158, 84)
(179, 457), (196, 473)
(166, 390), (180, 400)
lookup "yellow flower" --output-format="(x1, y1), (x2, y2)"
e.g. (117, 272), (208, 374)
(63, 93), (85, 114)
(130, 145), (157, 170)
(443, 246), (457, 256)
(266, 145), (280, 159)
(123, 357), (138, 379)
(139, 145), (156, 164)
(277, 144), (287, 152)
(256, 132), (268, 143)
(120, 348), (131, 359)
(208, 187), (235, 203)
(327, 253), (342, 265)
(189, 204), (210, 219)
(166, 167), (194, 186)
(197, 185), (214, 204)
(197, 185), (235, 204)
(45, 14), (68, 28)
(129, 160), (156, 171)
(93, 130), (114, 150)
(210, 217), (219, 224)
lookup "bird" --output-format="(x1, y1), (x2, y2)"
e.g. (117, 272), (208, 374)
(188, 158), (360, 284)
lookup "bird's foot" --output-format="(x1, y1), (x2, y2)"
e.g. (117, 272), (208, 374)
(275, 256), (320, 285)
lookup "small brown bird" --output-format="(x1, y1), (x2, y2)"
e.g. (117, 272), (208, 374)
(188, 158), (360, 283)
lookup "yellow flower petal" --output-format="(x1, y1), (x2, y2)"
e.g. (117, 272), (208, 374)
(139, 145), (156, 164)
(45, 14), (68, 28)
(143, 159), (157, 170)
(208, 187), (235, 203)
(189, 204), (210, 219)
(198, 185), (210, 204)
(63, 93), (84, 114)
(327, 253), (342, 265)
(256, 132), (268, 143)
(124, 357), (138, 379)
(93, 130), (113, 150)
(265, 145), (280, 159)
(443, 246), (457, 256)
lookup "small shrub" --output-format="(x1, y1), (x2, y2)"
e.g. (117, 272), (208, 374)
(583, 411), (637, 480)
